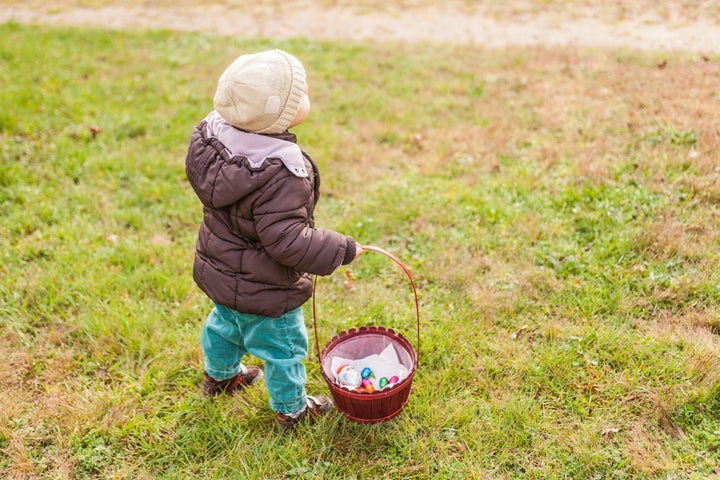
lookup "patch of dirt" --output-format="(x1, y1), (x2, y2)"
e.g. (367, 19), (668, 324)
(1, 1), (719, 53)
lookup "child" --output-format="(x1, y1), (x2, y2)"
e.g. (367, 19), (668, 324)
(185, 49), (363, 430)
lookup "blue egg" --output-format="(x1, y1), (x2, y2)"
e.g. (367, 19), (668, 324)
(361, 367), (372, 379)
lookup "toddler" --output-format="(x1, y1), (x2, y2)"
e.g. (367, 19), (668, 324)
(185, 49), (363, 430)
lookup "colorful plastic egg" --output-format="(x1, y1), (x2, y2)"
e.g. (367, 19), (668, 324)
(363, 383), (375, 393)
(379, 377), (389, 388)
(388, 375), (400, 384)
(361, 367), (372, 379)
(336, 365), (362, 388)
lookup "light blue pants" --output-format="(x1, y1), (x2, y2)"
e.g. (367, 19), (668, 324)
(202, 304), (308, 414)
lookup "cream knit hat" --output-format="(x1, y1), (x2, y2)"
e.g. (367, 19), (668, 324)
(213, 49), (307, 134)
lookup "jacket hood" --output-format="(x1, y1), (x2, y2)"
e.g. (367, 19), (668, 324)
(186, 111), (308, 209)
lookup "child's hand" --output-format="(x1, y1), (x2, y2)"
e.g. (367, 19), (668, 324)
(354, 244), (365, 259)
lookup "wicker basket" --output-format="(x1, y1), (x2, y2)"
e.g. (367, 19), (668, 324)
(312, 246), (420, 423)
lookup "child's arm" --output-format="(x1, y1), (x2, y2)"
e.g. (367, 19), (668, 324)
(254, 176), (359, 275)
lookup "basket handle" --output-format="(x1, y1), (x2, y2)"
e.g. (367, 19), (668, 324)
(311, 245), (421, 364)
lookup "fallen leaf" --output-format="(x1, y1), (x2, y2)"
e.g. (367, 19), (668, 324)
(89, 125), (102, 137)
(344, 268), (355, 290)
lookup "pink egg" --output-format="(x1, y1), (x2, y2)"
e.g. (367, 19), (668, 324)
(389, 375), (399, 384)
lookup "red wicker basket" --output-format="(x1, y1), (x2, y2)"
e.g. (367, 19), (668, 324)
(312, 245), (420, 423)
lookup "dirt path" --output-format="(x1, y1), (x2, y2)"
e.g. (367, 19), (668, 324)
(1, 1), (719, 53)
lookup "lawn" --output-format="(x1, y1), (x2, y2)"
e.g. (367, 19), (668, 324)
(1, 19), (719, 479)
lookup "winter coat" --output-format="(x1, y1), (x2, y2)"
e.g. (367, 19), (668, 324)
(185, 111), (356, 317)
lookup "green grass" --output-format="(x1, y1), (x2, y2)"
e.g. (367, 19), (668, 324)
(1, 20), (720, 479)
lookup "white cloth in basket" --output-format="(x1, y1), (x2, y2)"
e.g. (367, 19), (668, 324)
(331, 344), (410, 391)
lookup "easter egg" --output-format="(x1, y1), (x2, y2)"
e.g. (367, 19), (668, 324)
(361, 378), (372, 387)
(388, 375), (400, 384)
(361, 367), (372, 379)
(363, 383), (375, 393)
(379, 377), (389, 388)
(336, 365), (362, 388)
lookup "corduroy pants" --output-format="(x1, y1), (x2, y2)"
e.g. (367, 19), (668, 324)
(202, 304), (308, 414)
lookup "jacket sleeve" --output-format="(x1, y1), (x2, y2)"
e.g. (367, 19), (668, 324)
(253, 173), (355, 275)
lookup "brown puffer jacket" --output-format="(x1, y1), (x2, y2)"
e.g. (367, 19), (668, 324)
(186, 111), (356, 317)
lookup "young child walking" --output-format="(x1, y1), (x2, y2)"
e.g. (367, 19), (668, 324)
(185, 49), (363, 430)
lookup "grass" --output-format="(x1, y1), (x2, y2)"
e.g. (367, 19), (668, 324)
(1, 18), (720, 479)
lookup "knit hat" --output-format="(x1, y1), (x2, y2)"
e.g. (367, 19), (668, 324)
(213, 49), (307, 134)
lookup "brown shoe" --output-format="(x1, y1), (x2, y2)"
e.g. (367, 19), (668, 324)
(202, 366), (264, 396)
(276, 395), (334, 431)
